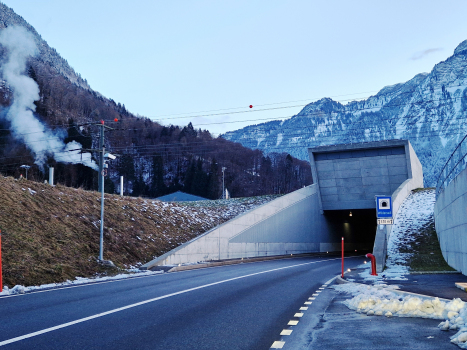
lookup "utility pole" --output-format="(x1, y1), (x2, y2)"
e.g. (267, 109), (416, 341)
(222, 167), (226, 199)
(96, 120), (116, 264)
(99, 120), (105, 261)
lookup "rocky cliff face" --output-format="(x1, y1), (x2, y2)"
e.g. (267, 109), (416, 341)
(222, 40), (467, 187)
(0, 2), (90, 90)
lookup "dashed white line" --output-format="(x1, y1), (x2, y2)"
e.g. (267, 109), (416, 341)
(280, 329), (293, 336)
(271, 340), (285, 348)
(288, 320), (299, 326)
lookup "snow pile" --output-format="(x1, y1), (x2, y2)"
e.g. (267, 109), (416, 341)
(0, 270), (162, 297)
(335, 283), (465, 319)
(336, 282), (467, 348)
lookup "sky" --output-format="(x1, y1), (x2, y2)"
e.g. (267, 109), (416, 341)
(2, 0), (467, 136)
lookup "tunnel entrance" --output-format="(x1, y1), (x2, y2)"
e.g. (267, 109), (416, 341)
(323, 209), (377, 253)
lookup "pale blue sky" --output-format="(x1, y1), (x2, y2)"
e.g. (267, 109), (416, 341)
(3, 0), (467, 135)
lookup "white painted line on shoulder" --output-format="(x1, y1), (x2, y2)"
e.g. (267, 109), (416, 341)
(324, 276), (338, 285)
(288, 320), (299, 326)
(280, 329), (293, 336)
(0, 258), (340, 346)
(294, 313), (304, 318)
(271, 341), (285, 349)
(300, 307), (308, 311)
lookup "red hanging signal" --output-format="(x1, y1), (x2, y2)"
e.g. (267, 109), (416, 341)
(100, 120), (105, 125)
(114, 118), (118, 122)
(249, 105), (253, 108)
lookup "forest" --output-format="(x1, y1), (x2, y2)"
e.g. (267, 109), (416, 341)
(0, 57), (312, 199)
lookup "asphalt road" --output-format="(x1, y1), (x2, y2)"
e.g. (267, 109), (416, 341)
(0, 256), (362, 349)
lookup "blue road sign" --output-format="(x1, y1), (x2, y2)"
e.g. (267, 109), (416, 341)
(375, 196), (392, 218)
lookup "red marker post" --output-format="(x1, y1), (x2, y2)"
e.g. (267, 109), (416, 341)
(341, 237), (344, 278)
(0, 230), (2, 292)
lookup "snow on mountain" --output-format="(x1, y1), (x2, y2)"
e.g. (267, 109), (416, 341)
(222, 40), (467, 187)
(0, 2), (90, 90)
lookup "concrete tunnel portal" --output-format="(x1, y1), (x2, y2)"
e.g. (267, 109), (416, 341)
(141, 140), (424, 270)
(323, 209), (377, 252)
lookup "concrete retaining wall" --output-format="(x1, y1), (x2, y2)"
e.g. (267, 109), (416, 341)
(434, 166), (467, 274)
(141, 184), (341, 269)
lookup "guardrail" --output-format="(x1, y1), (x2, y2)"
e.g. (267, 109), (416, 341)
(436, 134), (467, 199)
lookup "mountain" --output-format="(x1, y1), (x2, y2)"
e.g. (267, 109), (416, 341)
(222, 40), (467, 187)
(0, 3), (312, 198)
(0, 3), (90, 90)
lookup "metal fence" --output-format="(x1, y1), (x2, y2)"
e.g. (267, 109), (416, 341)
(436, 134), (467, 199)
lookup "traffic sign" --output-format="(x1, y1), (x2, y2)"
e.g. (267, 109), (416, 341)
(375, 195), (392, 219)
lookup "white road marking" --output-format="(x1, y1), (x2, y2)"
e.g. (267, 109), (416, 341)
(300, 307), (308, 311)
(308, 297), (316, 300)
(0, 258), (340, 346)
(294, 313), (304, 318)
(271, 341), (285, 348)
(304, 302), (312, 305)
(280, 330), (293, 336)
(324, 276), (338, 285)
(288, 320), (299, 326)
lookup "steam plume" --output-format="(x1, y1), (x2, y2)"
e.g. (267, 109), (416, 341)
(0, 26), (98, 171)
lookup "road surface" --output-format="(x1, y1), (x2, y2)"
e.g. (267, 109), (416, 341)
(0, 256), (361, 349)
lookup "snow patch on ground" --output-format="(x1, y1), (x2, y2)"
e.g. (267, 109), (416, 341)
(334, 282), (464, 320)
(0, 270), (163, 297)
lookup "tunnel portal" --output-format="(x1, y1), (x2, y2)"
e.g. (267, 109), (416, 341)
(323, 209), (377, 253)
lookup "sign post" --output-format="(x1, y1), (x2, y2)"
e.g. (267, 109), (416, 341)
(375, 195), (393, 225)
(341, 237), (344, 278)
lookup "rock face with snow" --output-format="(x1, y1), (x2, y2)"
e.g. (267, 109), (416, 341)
(222, 40), (467, 187)
(0, 2), (90, 90)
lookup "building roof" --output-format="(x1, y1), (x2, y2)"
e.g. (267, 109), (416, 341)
(157, 191), (208, 202)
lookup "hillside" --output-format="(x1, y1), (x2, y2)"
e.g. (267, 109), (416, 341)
(223, 40), (467, 187)
(0, 175), (278, 288)
(0, 3), (312, 199)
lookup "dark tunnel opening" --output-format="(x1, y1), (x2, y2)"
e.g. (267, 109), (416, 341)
(323, 209), (377, 253)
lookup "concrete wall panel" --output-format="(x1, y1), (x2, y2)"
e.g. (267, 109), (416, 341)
(361, 168), (389, 177)
(141, 185), (337, 268)
(389, 166), (408, 176)
(362, 176), (389, 186)
(435, 166), (467, 274)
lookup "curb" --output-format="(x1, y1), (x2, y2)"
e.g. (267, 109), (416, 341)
(336, 275), (451, 302)
(149, 253), (343, 273)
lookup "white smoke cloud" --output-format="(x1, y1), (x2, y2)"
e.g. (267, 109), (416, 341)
(0, 26), (98, 171)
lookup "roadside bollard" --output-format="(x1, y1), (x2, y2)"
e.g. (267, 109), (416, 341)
(365, 253), (378, 276)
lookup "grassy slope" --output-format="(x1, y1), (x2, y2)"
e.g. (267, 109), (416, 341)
(0, 176), (278, 287)
(392, 188), (455, 273)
